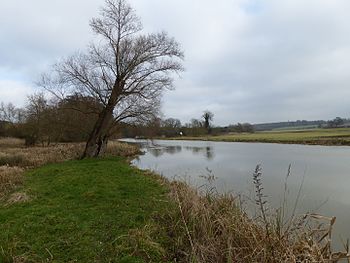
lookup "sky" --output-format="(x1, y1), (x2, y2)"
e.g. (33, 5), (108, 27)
(1, 0), (350, 126)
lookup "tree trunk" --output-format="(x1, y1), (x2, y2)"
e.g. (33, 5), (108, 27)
(82, 106), (114, 158)
(82, 83), (122, 158)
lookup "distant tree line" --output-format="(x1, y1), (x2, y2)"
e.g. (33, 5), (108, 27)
(119, 111), (256, 138)
(253, 117), (350, 131)
(228, 123), (255, 133)
(4, 92), (348, 145)
(0, 93), (102, 145)
(253, 120), (326, 131)
(325, 117), (348, 128)
(120, 111), (214, 138)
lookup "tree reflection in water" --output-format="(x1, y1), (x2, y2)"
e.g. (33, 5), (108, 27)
(148, 145), (216, 160)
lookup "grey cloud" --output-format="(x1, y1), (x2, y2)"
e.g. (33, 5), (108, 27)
(1, 0), (350, 125)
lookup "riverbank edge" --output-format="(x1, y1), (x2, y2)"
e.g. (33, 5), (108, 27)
(161, 136), (350, 146)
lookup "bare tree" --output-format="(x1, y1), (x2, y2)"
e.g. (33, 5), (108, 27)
(162, 117), (182, 137)
(40, 0), (184, 157)
(0, 102), (24, 123)
(202, 110), (214, 131)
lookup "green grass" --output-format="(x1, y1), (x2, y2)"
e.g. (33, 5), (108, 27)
(0, 154), (347, 262)
(0, 157), (170, 262)
(177, 128), (350, 145)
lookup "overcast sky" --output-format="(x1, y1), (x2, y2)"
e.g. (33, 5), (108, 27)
(1, 0), (350, 125)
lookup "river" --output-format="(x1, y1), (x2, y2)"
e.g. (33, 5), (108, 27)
(121, 138), (350, 248)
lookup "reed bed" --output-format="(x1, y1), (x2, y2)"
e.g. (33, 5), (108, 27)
(161, 167), (350, 262)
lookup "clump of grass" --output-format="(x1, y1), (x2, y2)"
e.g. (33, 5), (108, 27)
(114, 224), (167, 261)
(5, 192), (30, 205)
(161, 166), (350, 262)
(0, 166), (24, 200)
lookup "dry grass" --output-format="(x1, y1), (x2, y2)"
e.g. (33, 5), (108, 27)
(104, 140), (141, 157)
(0, 166), (24, 200)
(0, 140), (139, 168)
(0, 143), (84, 168)
(5, 192), (30, 205)
(0, 137), (24, 148)
(162, 173), (350, 262)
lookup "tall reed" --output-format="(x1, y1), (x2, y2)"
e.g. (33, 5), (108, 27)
(160, 166), (350, 262)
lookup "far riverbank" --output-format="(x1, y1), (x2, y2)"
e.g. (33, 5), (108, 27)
(164, 128), (350, 146)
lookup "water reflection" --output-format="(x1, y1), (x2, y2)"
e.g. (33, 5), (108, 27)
(184, 146), (214, 160)
(147, 145), (182, 157)
(130, 139), (215, 160)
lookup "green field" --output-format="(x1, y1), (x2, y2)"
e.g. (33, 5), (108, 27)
(178, 128), (350, 145)
(0, 157), (170, 262)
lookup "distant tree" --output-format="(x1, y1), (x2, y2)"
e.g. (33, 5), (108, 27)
(163, 118), (181, 129)
(334, 117), (344, 127)
(0, 102), (24, 123)
(202, 110), (214, 132)
(24, 93), (54, 145)
(229, 122), (255, 133)
(236, 123), (243, 133)
(145, 117), (162, 138)
(190, 118), (203, 128)
(242, 123), (255, 133)
(55, 95), (104, 142)
(1, 94), (104, 144)
(0, 102), (24, 137)
(327, 117), (345, 128)
(40, 0), (184, 158)
(183, 118), (206, 136)
(162, 118), (181, 137)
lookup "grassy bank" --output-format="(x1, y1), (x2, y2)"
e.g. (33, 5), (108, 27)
(173, 128), (350, 146)
(0, 157), (171, 262)
(0, 138), (139, 200)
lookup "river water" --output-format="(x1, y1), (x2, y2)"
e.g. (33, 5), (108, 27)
(121, 138), (350, 247)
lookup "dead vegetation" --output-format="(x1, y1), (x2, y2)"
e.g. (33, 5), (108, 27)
(0, 166), (24, 200)
(160, 167), (350, 262)
(0, 137), (24, 148)
(5, 192), (30, 205)
(103, 140), (141, 158)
